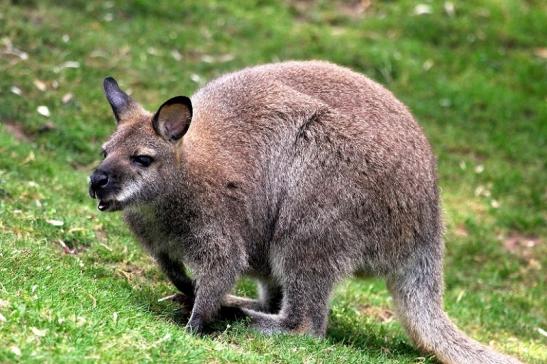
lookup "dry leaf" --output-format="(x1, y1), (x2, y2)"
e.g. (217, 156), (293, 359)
(147, 47), (159, 56)
(10, 86), (22, 95)
(414, 4), (432, 15)
(474, 185), (491, 197)
(528, 259), (541, 270)
(76, 316), (86, 327)
(53, 61), (80, 73)
(31, 327), (47, 337)
(33, 79), (47, 91)
(158, 294), (178, 302)
(444, 2), (455, 17)
(534, 48), (547, 59)
(10, 346), (21, 356)
(456, 290), (466, 302)
(0, 313), (6, 322)
(217, 54), (235, 63)
(62, 93), (74, 104)
(22, 151), (35, 164)
(190, 73), (202, 83)
(201, 54), (234, 64)
(423, 59), (434, 71)
(99, 242), (112, 251)
(37, 105), (50, 117)
(171, 49), (182, 61)
(1, 38), (28, 60)
(62, 61), (79, 68)
(46, 219), (64, 226)
(439, 98), (451, 107)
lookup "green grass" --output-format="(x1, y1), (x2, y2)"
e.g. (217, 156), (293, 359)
(0, 0), (545, 362)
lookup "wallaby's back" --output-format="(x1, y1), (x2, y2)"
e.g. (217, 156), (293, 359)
(186, 61), (439, 274)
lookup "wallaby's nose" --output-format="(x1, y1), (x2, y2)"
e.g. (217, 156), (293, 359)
(90, 170), (109, 190)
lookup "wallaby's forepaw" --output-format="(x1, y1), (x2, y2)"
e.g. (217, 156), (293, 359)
(185, 315), (205, 334)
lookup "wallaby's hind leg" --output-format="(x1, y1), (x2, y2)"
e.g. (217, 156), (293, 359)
(243, 275), (334, 337)
(387, 251), (520, 364)
(223, 280), (283, 313)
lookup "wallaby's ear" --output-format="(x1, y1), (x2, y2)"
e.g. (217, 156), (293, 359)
(152, 96), (193, 142)
(103, 77), (138, 123)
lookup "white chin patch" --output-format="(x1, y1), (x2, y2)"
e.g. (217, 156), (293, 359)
(115, 180), (144, 203)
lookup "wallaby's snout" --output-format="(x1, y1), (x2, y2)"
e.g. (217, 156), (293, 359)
(88, 168), (118, 211)
(89, 169), (109, 196)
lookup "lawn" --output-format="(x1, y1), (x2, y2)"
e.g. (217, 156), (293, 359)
(0, 0), (545, 363)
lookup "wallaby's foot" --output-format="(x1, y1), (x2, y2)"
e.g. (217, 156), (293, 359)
(223, 294), (266, 311)
(239, 274), (333, 337)
(170, 292), (266, 327)
(242, 309), (325, 337)
(171, 293), (269, 320)
(223, 280), (283, 313)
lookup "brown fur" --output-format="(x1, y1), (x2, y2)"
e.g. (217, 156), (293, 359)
(90, 61), (520, 363)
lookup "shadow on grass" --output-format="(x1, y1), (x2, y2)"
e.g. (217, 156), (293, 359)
(325, 314), (434, 363)
(123, 282), (431, 362)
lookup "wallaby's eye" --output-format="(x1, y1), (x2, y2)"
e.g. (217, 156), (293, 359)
(101, 150), (107, 159)
(132, 155), (153, 167)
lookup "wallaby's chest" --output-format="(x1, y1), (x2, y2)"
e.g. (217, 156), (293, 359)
(123, 207), (185, 259)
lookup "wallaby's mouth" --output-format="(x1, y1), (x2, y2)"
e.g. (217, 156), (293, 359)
(89, 184), (123, 212)
(97, 199), (122, 212)
(98, 199), (112, 211)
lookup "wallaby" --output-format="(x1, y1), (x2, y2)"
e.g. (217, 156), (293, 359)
(89, 61), (520, 364)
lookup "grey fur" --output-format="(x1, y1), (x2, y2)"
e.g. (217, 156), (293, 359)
(90, 61), (520, 364)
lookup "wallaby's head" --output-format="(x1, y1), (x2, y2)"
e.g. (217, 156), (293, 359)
(89, 77), (192, 212)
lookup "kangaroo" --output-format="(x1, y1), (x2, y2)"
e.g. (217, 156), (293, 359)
(89, 61), (520, 364)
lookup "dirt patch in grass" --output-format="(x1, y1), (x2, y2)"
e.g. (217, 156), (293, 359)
(289, 0), (374, 21)
(115, 262), (146, 283)
(454, 224), (469, 237)
(502, 233), (541, 256)
(94, 227), (108, 243)
(502, 232), (542, 270)
(357, 304), (394, 323)
(3, 120), (56, 142)
(3, 121), (32, 142)
(336, 0), (373, 19)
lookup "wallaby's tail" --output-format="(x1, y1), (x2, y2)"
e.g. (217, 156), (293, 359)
(388, 254), (521, 364)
